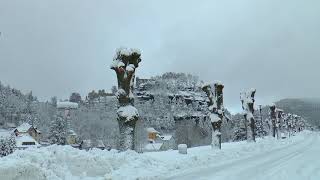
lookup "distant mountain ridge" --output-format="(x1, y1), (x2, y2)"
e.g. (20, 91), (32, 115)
(276, 98), (320, 128)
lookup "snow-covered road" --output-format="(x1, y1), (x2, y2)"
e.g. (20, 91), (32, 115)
(168, 133), (320, 180)
(1, 131), (319, 180)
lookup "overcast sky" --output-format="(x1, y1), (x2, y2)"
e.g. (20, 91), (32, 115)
(0, 0), (319, 113)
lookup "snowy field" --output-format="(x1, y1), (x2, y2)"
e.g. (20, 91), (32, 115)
(0, 131), (319, 180)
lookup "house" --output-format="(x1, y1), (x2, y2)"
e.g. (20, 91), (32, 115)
(14, 123), (42, 142)
(16, 134), (40, 150)
(144, 143), (163, 152)
(66, 130), (78, 145)
(147, 127), (160, 142)
(14, 123), (31, 136)
(159, 135), (175, 151)
(1, 127), (40, 150)
(144, 127), (175, 152)
(144, 135), (176, 152)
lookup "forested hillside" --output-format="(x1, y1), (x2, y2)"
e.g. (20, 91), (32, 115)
(276, 98), (320, 129)
(0, 74), (316, 149)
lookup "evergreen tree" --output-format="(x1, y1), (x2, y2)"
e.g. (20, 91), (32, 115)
(49, 115), (67, 145)
(0, 135), (16, 157)
(69, 92), (82, 103)
(50, 96), (58, 107)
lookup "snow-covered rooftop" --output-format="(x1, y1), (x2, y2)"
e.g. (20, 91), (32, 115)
(160, 135), (173, 141)
(16, 123), (32, 133)
(147, 128), (159, 134)
(57, 102), (79, 109)
(68, 130), (77, 136)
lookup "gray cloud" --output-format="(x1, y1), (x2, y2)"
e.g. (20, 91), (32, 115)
(0, 0), (319, 112)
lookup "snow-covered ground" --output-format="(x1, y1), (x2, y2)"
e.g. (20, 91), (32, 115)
(0, 131), (319, 180)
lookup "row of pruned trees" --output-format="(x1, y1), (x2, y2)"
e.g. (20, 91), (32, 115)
(237, 95), (308, 143)
(266, 105), (308, 139)
(110, 47), (309, 151)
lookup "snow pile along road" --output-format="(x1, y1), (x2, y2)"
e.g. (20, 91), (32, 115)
(0, 146), (162, 180)
(0, 131), (318, 180)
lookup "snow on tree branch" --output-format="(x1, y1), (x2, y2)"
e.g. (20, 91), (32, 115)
(202, 81), (225, 149)
(111, 47), (142, 151)
(117, 105), (139, 123)
(240, 88), (256, 142)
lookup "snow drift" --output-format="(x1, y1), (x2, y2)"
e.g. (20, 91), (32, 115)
(0, 131), (316, 180)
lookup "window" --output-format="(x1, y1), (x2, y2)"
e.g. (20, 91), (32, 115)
(22, 142), (36, 145)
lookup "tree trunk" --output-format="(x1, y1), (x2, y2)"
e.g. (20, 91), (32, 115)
(111, 48), (141, 151)
(118, 119), (137, 151)
(241, 89), (256, 142)
(269, 105), (277, 138)
(211, 122), (222, 149)
(202, 83), (224, 150)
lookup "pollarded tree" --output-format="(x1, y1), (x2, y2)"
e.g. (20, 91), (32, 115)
(240, 89), (256, 142)
(202, 82), (225, 149)
(275, 109), (283, 139)
(283, 113), (297, 137)
(110, 48), (142, 151)
(269, 104), (277, 138)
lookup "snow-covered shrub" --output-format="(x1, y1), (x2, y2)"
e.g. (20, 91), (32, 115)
(49, 115), (67, 145)
(0, 135), (16, 157)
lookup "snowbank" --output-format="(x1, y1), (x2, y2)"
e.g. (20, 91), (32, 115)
(0, 131), (315, 180)
(0, 146), (161, 180)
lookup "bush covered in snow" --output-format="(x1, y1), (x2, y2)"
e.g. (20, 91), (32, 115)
(49, 115), (67, 145)
(0, 135), (16, 157)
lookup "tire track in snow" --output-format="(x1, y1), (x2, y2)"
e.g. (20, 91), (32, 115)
(168, 134), (316, 180)
(236, 136), (315, 180)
